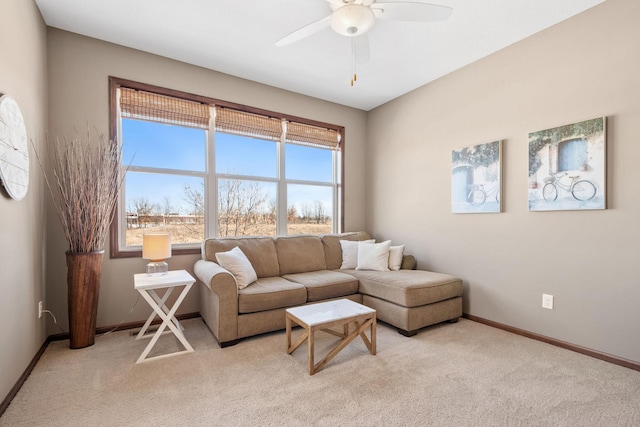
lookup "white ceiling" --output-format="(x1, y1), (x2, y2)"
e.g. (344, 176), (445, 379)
(35, 0), (605, 111)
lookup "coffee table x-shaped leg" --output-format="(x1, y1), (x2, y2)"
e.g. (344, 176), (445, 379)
(286, 303), (376, 375)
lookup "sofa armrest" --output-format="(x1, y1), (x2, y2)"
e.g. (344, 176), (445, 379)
(194, 259), (239, 344)
(194, 259), (236, 291)
(401, 254), (417, 270)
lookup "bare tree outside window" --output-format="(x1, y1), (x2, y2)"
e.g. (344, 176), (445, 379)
(313, 200), (327, 224)
(162, 196), (176, 216)
(184, 183), (205, 220)
(287, 204), (298, 224)
(218, 178), (272, 237)
(129, 197), (154, 228)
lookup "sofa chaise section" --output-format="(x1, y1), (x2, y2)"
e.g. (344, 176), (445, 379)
(349, 269), (463, 336)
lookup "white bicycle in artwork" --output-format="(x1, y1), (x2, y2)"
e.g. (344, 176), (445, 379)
(467, 182), (500, 206)
(542, 172), (597, 202)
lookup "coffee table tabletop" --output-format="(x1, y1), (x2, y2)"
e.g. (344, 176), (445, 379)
(286, 299), (376, 375)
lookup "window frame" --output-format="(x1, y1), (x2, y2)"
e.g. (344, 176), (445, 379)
(109, 77), (345, 258)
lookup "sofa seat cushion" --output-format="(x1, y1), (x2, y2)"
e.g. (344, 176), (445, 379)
(283, 270), (359, 302)
(348, 270), (463, 308)
(238, 277), (307, 314)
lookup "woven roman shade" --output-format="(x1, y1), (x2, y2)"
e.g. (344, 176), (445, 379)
(120, 87), (209, 129)
(118, 86), (341, 149)
(285, 121), (341, 150)
(215, 107), (283, 141)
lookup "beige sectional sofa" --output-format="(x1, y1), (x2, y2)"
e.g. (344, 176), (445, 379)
(194, 232), (463, 347)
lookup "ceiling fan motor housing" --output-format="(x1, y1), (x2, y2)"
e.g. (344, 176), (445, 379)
(330, 4), (376, 36)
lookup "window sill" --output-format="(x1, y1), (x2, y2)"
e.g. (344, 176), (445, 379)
(110, 246), (201, 259)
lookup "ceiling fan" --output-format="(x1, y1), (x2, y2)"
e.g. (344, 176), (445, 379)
(275, 0), (453, 85)
(275, 0), (453, 47)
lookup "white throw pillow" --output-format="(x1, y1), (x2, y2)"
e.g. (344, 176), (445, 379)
(388, 245), (405, 271)
(356, 240), (391, 271)
(215, 246), (257, 290)
(340, 239), (374, 269)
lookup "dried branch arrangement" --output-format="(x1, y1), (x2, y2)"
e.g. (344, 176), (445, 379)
(36, 129), (123, 253)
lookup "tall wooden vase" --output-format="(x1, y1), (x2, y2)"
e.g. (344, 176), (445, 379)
(66, 251), (104, 349)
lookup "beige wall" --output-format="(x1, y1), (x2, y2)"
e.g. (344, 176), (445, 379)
(45, 29), (368, 331)
(0, 0), (48, 402)
(367, 0), (640, 363)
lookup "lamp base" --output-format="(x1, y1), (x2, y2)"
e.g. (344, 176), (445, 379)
(146, 261), (168, 275)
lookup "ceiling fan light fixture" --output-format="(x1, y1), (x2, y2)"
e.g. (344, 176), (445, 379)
(330, 4), (375, 37)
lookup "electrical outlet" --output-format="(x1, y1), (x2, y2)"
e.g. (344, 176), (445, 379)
(542, 294), (554, 310)
(38, 301), (43, 318)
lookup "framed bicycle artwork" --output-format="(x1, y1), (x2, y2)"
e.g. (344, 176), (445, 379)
(528, 117), (606, 211)
(451, 140), (502, 213)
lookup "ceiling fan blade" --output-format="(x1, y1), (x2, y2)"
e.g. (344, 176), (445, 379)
(326, 0), (345, 9)
(371, 2), (453, 22)
(275, 15), (331, 47)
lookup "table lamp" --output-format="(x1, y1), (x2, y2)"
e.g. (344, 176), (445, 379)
(142, 233), (171, 275)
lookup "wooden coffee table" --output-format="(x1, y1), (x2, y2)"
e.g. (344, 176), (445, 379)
(285, 299), (376, 375)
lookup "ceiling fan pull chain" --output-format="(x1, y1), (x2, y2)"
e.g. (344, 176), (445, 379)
(351, 36), (357, 87)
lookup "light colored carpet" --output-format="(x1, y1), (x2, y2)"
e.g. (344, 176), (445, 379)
(2, 318), (639, 426)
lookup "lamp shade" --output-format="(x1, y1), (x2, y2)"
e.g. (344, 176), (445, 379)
(330, 4), (376, 36)
(142, 234), (172, 261)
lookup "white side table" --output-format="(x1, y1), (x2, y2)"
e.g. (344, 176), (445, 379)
(134, 269), (195, 363)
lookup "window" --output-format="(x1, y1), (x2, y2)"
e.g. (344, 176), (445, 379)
(109, 78), (344, 257)
(122, 119), (207, 247)
(286, 144), (335, 234)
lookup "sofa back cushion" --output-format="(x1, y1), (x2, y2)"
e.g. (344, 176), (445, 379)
(275, 235), (326, 275)
(203, 236), (279, 278)
(321, 232), (371, 270)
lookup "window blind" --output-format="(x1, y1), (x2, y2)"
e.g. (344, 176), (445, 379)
(214, 107), (282, 141)
(285, 121), (341, 151)
(119, 87), (342, 150)
(119, 87), (209, 129)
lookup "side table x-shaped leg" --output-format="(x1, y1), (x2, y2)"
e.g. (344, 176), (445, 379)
(134, 271), (195, 363)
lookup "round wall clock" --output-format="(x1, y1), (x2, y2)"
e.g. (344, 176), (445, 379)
(0, 95), (30, 200)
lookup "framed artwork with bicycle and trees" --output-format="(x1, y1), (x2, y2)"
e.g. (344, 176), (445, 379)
(451, 140), (502, 213)
(528, 117), (606, 212)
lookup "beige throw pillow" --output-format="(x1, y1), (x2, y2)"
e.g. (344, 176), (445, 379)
(356, 240), (391, 271)
(388, 245), (405, 271)
(215, 246), (257, 289)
